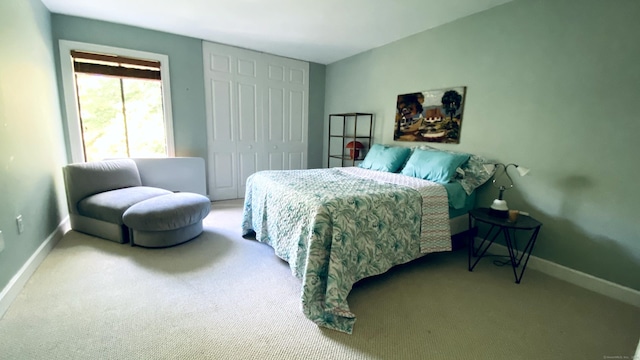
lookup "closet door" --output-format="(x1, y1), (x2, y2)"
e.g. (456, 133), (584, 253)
(236, 65), (263, 198)
(204, 41), (308, 200)
(204, 43), (264, 200)
(204, 49), (237, 201)
(263, 54), (308, 170)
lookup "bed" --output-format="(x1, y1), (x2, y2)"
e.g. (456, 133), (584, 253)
(241, 145), (492, 334)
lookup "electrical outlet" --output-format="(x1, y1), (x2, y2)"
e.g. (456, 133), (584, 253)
(0, 230), (4, 253)
(16, 215), (24, 234)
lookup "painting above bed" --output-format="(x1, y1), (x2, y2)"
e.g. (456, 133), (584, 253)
(394, 86), (466, 144)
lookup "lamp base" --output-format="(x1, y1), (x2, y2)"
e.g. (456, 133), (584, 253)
(490, 199), (509, 218)
(489, 208), (509, 218)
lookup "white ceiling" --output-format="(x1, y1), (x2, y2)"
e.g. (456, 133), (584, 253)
(41, 0), (513, 65)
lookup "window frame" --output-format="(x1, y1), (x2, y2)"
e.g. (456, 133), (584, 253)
(59, 40), (175, 162)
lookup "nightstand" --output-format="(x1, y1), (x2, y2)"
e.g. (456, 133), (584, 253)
(468, 208), (542, 284)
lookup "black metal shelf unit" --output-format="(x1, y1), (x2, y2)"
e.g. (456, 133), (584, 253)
(327, 113), (373, 167)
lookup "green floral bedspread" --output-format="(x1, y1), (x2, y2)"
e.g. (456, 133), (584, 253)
(241, 167), (450, 334)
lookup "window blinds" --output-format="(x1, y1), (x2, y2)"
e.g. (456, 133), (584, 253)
(71, 50), (161, 80)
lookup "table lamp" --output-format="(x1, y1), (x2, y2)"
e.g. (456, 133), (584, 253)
(346, 141), (364, 160)
(482, 163), (530, 218)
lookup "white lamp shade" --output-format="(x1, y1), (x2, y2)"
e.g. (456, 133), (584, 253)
(516, 166), (530, 177)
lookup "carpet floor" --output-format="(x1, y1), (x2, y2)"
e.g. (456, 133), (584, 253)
(0, 199), (638, 359)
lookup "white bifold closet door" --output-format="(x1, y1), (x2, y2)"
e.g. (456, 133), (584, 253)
(203, 42), (309, 200)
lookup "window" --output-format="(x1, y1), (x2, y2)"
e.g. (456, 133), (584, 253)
(59, 41), (174, 162)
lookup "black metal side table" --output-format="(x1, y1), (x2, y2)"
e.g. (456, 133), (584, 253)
(468, 208), (542, 284)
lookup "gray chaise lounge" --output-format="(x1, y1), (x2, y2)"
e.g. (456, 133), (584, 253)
(63, 158), (210, 247)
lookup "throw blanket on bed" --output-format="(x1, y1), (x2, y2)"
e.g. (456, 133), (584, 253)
(241, 168), (450, 334)
(337, 167), (451, 253)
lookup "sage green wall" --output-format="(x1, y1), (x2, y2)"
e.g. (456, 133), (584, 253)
(324, 0), (640, 290)
(51, 14), (209, 161)
(0, 0), (68, 290)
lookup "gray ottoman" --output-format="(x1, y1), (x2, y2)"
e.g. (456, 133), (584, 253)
(122, 192), (211, 248)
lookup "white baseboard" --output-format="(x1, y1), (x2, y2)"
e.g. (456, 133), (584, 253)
(483, 240), (640, 308)
(0, 217), (70, 319)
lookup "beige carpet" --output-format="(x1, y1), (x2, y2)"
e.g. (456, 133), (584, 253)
(0, 199), (638, 360)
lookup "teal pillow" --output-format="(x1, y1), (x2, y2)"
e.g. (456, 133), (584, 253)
(359, 144), (411, 172)
(401, 149), (470, 183)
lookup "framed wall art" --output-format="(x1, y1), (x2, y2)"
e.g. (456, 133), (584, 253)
(393, 86), (466, 144)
